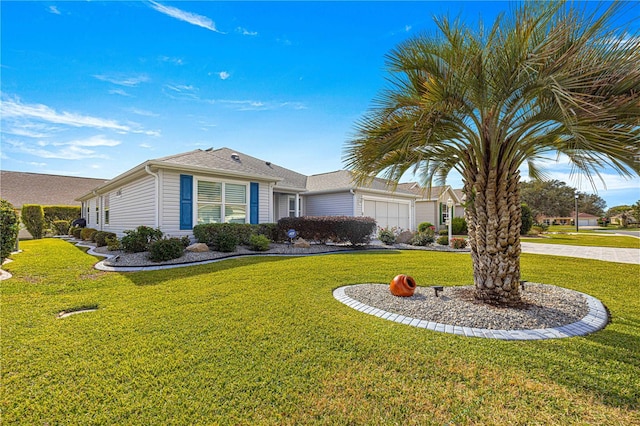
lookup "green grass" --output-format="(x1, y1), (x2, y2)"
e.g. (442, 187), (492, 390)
(522, 233), (640, 248)
(2, 239), (639, 424)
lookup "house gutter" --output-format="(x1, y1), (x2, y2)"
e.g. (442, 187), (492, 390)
(145, 165), (160, 228)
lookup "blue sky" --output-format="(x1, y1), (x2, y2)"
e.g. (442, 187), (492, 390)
(2, 1), (639, 208)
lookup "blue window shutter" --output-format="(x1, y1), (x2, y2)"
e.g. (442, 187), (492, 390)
(180, 175), (193, 230)
(250, 182), (259, 224)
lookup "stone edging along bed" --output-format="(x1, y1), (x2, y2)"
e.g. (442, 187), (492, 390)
(36, 239), (612, 340)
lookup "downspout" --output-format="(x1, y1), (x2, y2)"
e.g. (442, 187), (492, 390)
(145, 165), (160, 228)
(350, 189), (358, 216)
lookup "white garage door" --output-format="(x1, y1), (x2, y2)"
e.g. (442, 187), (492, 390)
(363, 199), (410, 230)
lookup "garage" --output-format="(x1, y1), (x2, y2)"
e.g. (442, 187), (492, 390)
(363, 198), (411, 230)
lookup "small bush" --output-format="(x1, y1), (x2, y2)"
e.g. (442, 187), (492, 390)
(439, 228), (448, 236)
(377, 227), (396, 245)
(450, 238), (467, 249)
(43, 206), (81, 229)
(193, 223), (253, 246)
(411, 229), (435, 246)
(72, 228), (83, 239)
(148, 238), (185, 262)
(94, 231), (117, 247)
(106, 236), (121, 251)
(52, 220), (70, 236)
(121, 226), (163, 253)
(527, 229), (540, 236)
(520, 203), (533, 235)
(417, 222), (434, 233)
(1, 199), (19, 263)
(180, 236), (191, 248)
(531, 224), (547, 234)
(451, 217), (468, 235)
(276, 216), (376, 244)
(334, 217), (377, 245)
(80, 227), (98, 241)
(215, 233), (238, 253)
(249, 234), (271, 251)
(436, 235), (449, 246)
(21, 204), (45, 239)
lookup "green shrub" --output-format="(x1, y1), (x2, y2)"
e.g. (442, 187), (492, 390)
(106, 236), (121, 251)
(253, 223), (279, 242)
(215, 233), (238, 253)
(521, 203), (533, 235)
(377, 227), (396, 245)
(193, 223), (253, 246)
(0, 199), (19, 263)
(80, 228), (98, 241)
(120, 226), (163, 253)
(334, 217), (377, 245)
(180, 236), (191, 248)
(451, 217), (468, 235)
(531, 224), (548, 234)
(450, 237), (468, 249)
(277, 216), (376, 244)
(43, 206), (81, 228)
(21, 204), (45, 239)
(72, 228), (83, 239)
(148, 238), (185, 262)
(410, 229), (435, 246)
(94, 231), (117, 247)
(417, 222), (434, 232)
(52, 220), (70, 236)
(436, 235), (449, 246)
(249, 234), (271, 251)
(438, 228), (448, 236)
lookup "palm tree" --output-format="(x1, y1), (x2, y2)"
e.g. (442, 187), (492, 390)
(344, 1), (640, 305)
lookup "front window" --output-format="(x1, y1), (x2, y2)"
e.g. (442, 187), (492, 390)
(197, 180), (247, 224)
(104, 194), (110, 225)
(288, 196), (296, 217)
(96, 204), (99, 224)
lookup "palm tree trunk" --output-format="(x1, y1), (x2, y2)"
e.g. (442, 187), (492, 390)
(465, 164), (522, 305)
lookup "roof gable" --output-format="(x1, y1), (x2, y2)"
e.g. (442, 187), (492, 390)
(306, 170), (415, 195)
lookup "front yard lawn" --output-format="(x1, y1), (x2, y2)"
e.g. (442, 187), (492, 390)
(522, 233), (640, 249)
(2, 239), (639, 424)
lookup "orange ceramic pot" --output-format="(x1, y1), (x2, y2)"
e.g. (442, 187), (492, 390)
(390, 274), (416, 297)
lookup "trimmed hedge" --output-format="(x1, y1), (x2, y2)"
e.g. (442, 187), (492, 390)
(277, 216), (376, 245)
(451, 217), (468, 235)
(80, 228), (98, 241)
(43, 206), (81, 228)
(21, 204), (45, 239)
(193, 223), (280, 247)
(1, 199), (19, 263)
(52, 220), (70, 236)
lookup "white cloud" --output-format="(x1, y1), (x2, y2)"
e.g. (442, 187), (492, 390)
(405, 25), (412, 32)
(49, 6), (61, 15)
(109, 88), (132, 97)
(213, 99), (307, 111)
(5, 139), (111, 160)
(148, 1), (223, 33)
(218, 71), (230, 80)
(139, 143), (153, 149)
(159, 56), (184, 65)
(94, 74), (149, 87)
(237, 27), (258, 36)
(1, 97), (132, 132)
(126, 107), (159, 117)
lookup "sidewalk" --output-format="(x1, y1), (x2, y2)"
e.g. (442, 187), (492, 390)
(521, 242), (640, 265)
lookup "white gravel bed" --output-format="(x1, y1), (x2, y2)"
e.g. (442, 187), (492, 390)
(95, 243), (356, 267)
(343, 283), (589, 330)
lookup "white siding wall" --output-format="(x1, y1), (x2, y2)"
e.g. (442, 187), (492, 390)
(259, 184), (270, 223)
(415, 201), (438, 228)
(101, 175), (156, 236)
(305, 192), (354, 217)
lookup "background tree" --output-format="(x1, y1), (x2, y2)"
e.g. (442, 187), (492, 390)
(520, 204), (533, 235)
(577, 193), (606, 217)
(631, 201), (640, 225)
(520, 180), (606, 218)
(344, 1), (640, 305)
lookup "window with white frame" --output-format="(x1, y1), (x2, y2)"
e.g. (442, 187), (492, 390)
(104, 194), (110, 225)
(196, 180), (247, 224)
(288, 195), (296, 217)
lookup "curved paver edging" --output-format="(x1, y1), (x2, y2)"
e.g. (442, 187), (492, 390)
(333, 285), (609, 340)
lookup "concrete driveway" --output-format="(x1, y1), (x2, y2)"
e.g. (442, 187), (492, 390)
(521, 242), (640, 265)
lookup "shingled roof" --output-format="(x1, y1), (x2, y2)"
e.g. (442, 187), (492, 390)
(306, 170), (415, 195)
(1, 170), (108, 208)
(157, 148), (308, 191)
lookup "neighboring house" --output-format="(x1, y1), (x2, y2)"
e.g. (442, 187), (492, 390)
(1, 170), (108, 239)
(538, 212), (600, 227)
(610, 213), (637, 226)
(396, 183), (464, 228)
